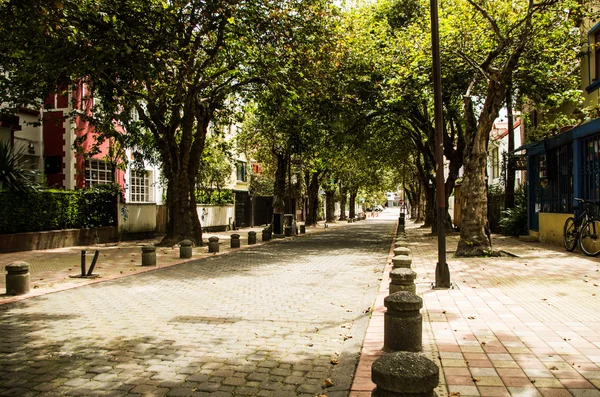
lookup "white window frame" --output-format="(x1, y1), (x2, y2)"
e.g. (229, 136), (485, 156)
(85, 159), (113, 187)
(130, 169), (155, 203)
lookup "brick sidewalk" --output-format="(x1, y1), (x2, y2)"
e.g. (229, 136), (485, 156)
(351, 221), (600, 397)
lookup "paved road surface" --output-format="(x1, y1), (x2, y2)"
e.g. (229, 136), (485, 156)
(0, 215), (396, 397)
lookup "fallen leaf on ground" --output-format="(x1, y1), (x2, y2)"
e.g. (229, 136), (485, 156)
(472, 377), (481, 383)
(324, 378), (334, 387)
(481, 341), (486, 346)
(33, 285), (39, 289)
(449, 392), (461, 397)
(468, 316), (476, 320)
(549, 366), (559, 370)
(330, 358), (339, 365)
(442, 310), (446, 314)
(343, 334), (352, 341)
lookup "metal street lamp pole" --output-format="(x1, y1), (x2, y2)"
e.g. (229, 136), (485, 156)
(431, 0), (450, 288)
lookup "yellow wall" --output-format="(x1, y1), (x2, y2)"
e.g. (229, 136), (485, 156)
(582, 18), (600, 107)
(538, 212), (572, 246)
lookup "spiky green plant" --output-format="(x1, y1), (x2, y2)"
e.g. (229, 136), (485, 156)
(0, 140), (39, 191)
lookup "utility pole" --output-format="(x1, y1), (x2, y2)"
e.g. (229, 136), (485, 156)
(431, 0), (450, 288)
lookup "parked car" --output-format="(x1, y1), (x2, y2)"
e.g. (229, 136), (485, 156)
(374, 205), (384, 212)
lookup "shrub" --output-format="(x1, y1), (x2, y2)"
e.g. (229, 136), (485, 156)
(500, 185), (528, 236)
(0, 184), (121, 234)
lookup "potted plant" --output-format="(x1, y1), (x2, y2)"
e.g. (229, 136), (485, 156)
(262, 225), (272, 242)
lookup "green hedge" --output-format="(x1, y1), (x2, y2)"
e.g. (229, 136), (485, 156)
(196, 189), (234, 205)
(0, 184), (120, 235)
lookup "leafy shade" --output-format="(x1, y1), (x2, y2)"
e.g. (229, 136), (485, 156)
(0, 140), (39, 192)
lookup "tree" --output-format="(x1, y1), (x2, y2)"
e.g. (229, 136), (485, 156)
(0, 0), (335, 245)
(445, 0), (586, 256)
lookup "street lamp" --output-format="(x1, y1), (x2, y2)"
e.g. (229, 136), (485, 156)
(431, 0), (450, 288)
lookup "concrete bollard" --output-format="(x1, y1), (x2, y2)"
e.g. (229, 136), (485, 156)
(347, 219), (352, 224)
(208, 236), (219, 253)
(179, 239), (193, 259)
(371, 351), (439, 397)
(398, 214), (406, 227)
(300, 224), (306, 234)
(284, 226), (292, 237)
(395, 240), (409, 248)
(393, 247), (411, 256)
(142, 246), (157, 266)
(389, 268), (417, 295)
(231, 234), (241, 248)
(392, 255), (413, 269)
(248, 231), (257, 245)
(5, 262), (30, 295)
(384, 291), (423, 352)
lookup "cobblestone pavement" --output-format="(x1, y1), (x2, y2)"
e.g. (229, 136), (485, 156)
(0, 215), (396, 396)
(351, 221), (600, 397)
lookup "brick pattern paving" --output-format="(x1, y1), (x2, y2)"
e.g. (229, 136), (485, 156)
(351, 221), (600, 397)
(0, 225), (347, 305)
(0, 216), (395, 396)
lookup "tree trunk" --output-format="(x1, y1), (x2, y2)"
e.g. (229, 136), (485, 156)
(325, 188), (336, 222)
(306, 171), (320, 226)
(272, 152), (287, 215)
(161, 157), (203, 246)
(159, 112), (209, 246)
(349, 187), (358, 219)
(456, 89), (503, 256)
(338, 180), (347, 220)
(423, 184), (435, 228)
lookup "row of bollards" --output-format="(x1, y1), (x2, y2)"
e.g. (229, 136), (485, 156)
(370, 214), (440, 397)
(4, 225), (312, 295)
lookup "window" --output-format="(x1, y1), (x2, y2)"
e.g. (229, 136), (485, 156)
(130, 170), (154, 203)
(236, 161), (247, 182)
(539, 144), (573, 213)
(490, 147), (499, 179)
(582, 134), (600, 205)
(85, 159), (113, 186)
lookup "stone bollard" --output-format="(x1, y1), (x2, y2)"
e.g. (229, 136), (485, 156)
(231, 234), (241, 248)
(392, 255), (413, 269)
(284, 226), (292, 237)
(179, 240), (193, 259)
(397, 224), (405, 233)
(300, 224), (306, 234)
(347, 219), (352, 224)
(395, 240), (409, 248)
(208, 236), (219, 253)
(248, 231), (257, 245)
(5, 262), (30, 295)
(393, 247), (411, 256)
(371, 351), (439, 397)
(399, 214), (406, 227)
(384, 291), (423, 352)
(142, 245), (157, 266)
(389, 268), (417, 295)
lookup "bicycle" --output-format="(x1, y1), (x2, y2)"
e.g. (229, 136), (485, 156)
(563, 198), (600, 256)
